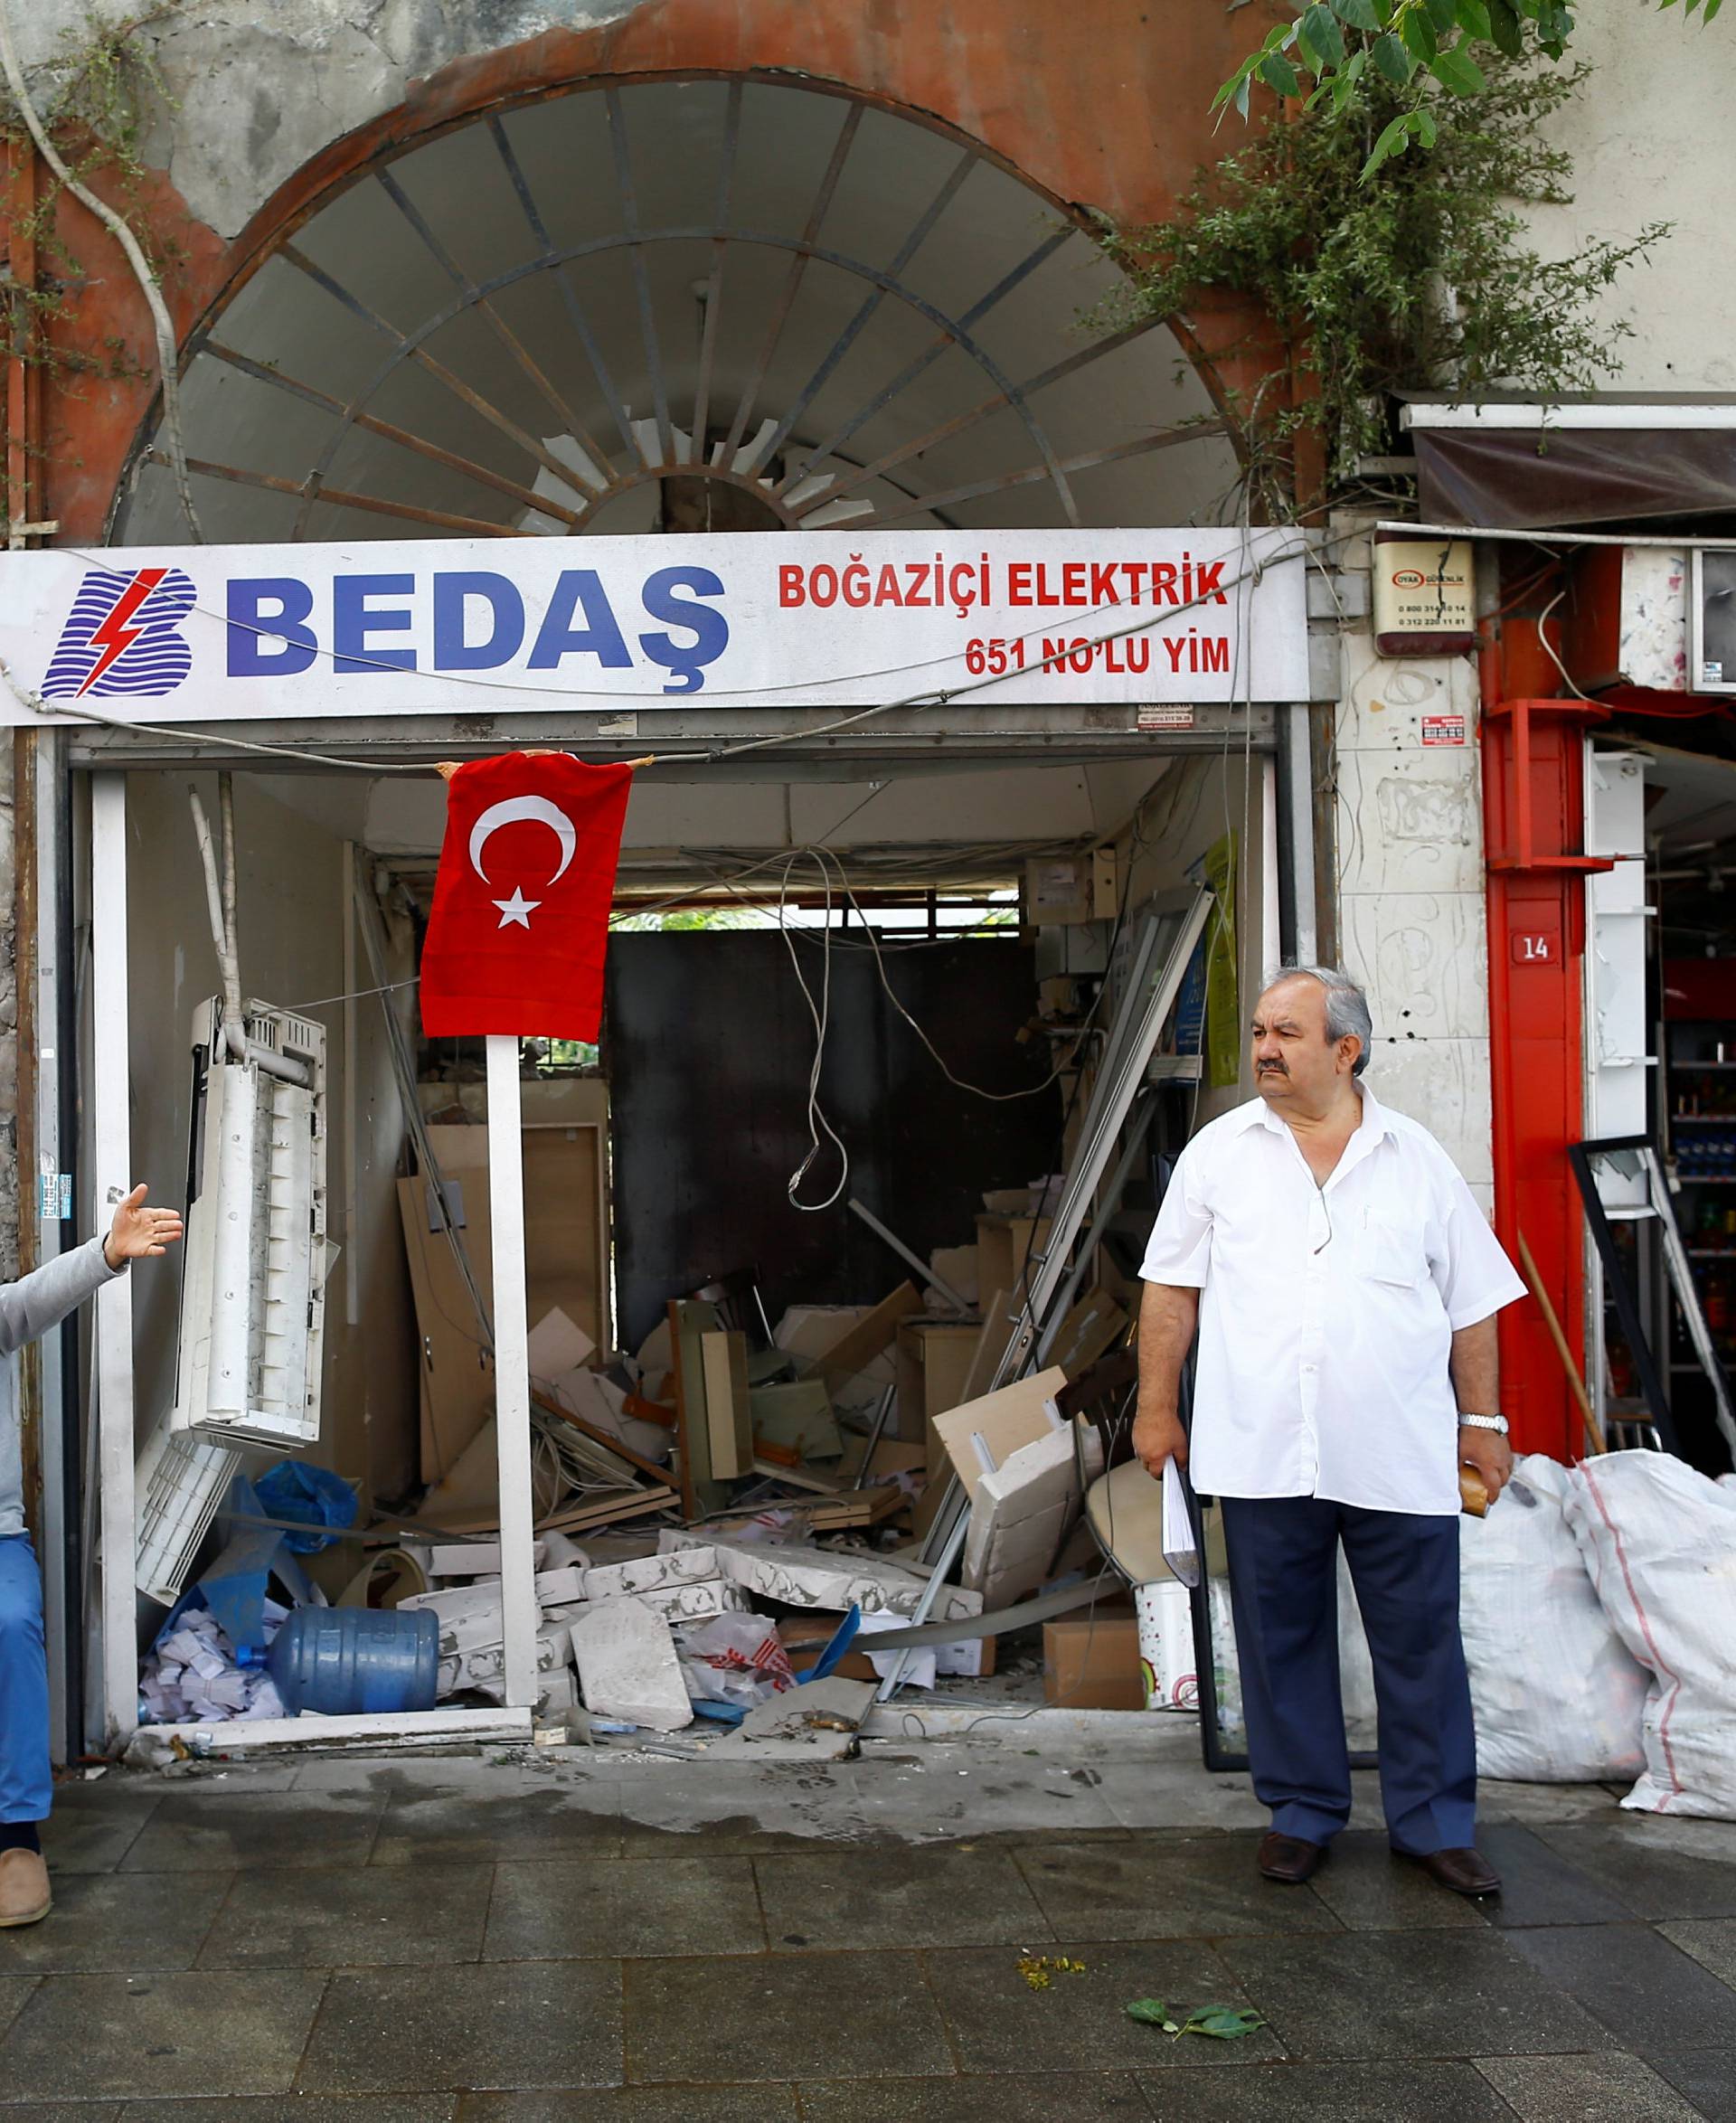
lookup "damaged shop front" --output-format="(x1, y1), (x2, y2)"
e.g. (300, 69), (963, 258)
(0, 521), (1320, 1769)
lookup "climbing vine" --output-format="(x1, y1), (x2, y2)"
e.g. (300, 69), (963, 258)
(1, 8), (185, 410)
(1091, 56), (1666, 507)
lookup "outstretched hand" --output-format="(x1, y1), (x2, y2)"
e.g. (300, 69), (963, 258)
(104, 1184), (184, 1269)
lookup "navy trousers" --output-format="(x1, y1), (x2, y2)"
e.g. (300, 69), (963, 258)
(0, 1535), (52, 1825)
(1220, 1495), (1476, 1854)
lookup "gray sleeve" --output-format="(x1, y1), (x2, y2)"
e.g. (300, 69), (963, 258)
(0, 1235), (120, 1358)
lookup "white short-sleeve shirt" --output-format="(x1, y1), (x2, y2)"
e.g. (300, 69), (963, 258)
(1139, 1083), (1526, 1516)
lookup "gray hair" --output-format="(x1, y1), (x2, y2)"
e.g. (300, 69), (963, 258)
(1264, 964), (1373, 1076)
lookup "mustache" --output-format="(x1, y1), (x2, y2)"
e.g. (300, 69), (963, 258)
(1257, 1060), (1288, 1073)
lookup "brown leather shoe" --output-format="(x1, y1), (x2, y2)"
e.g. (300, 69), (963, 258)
(1404, 1845), (1502, 1898)
(0, 1848), (51, 1928)
(1258, 1830), (1326, 1884)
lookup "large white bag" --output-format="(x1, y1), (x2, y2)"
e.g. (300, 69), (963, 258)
(1562, 1449), (1736, 1818)
(1461, 1454), (1648, 1784)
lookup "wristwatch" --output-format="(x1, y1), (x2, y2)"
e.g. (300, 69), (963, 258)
(1458, 1412), (1509, 1435)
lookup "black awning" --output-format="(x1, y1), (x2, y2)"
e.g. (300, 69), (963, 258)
(1414, 425), (1736, 532)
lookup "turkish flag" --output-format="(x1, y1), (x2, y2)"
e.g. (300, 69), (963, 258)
(419, 752), (633, 1041)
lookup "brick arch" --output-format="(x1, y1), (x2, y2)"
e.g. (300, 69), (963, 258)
(33, 0), (1284, 543)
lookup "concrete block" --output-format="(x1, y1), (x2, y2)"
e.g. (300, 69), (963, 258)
(570, 1596), (693, 1731)
(534, 1564), (587, 1607)
(429, 1541), (545, 1578)
(660, 1528), (982, 1622)
(582, 1546), (718, 1601)
(635, 1579), (750, 1625)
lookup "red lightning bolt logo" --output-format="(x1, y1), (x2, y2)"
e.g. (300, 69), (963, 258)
(79, 568), (168, 694)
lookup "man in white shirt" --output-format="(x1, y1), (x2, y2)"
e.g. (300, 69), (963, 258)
(1135, 965), (1525, 1898)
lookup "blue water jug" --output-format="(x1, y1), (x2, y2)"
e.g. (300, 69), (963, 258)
(268, 1606), (439, 1716)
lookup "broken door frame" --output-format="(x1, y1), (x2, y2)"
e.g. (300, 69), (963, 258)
(83, 771), (539, 1751)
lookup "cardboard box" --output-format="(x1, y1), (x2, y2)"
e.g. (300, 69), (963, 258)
(1024, 849), (1117, 927)
(1043, 1607), (1144, 1712)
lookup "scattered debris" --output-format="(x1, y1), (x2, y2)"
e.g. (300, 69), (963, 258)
(1019, 1954), (1089, 1991)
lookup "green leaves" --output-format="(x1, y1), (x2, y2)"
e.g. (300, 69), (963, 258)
(1430, 42), (1488, 89)
(1126, 1997), (1267, 2043)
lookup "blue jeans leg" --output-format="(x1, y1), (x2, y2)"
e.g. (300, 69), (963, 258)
(0, 1534), (52, 1825)
(1340, 1505), (1477, 1854)
(1221, 1495), (1352, 1846)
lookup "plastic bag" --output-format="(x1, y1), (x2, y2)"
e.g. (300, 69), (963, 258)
(1462, 1454), (1648, 1783)
(255, 1460), (358, 1553)
(678, 1614), (795, 1707)
(1564, 1449), (1736, 1817)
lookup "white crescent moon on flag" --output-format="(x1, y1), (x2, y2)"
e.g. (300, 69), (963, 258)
(467, 795), (577, 885)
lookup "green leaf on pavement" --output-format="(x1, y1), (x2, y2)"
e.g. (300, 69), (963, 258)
(1179, 2006), (1268, 2041)
(1126, 1998), (1172, 2025)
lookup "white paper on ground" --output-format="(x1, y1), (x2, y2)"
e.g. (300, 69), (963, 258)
(1162, 1463), (1201, 1588)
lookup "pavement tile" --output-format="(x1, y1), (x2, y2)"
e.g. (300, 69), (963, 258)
(1218, 1929), (1615, 2059)
(486, 1856), (765, 1959)
(300, 1961), (624, 2094)
(1506, 1921), (1736, 2054)
(123, 2103), (458, 2121)
(923, 1939), (1282, 2072)
(1085, 1762), (1270, 1835)
(200, 1862), (494, 1967)
(849, 1760), (1127, 1845)
(1138, 2059), (1511, 2120)
(1662, 1920), (1736, 1990)
(797, 2073), (1156, 2120)
(0, 1969), (327, 2100)
(1014, 1837), (1342, 1941)
(39, 1797), (161, 1873)
(1648, 2050), (1736, 2122)
(0, 1973), (35, 2040)
(457, 2092), (797, 2121)
(0, 1870), (230, 1975)
(624, 1950), (950, 2081)
(369, 1788), (623, 1865)
(616, 1765), (866, 1854)
(1474, 1824), (1640, 1930)
(1301, 1834), (1484, 1931)
(1474, 2051), (1704, 2120)
(1475, 1781), (1623, 1825)
(118, 1790), (386, 1873)
(0, 2108), (121, 2123)
(1536, 1824), (1736, 1919)
(758, 1844), (1051, 1951)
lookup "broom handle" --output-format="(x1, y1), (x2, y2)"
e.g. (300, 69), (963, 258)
(1517, 1229), (1607, 1457)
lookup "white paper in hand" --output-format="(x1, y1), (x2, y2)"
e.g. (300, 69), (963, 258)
(1163, 1461), (1202, 1589)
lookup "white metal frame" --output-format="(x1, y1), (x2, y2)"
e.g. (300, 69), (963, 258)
(86, 773), (540, 1746)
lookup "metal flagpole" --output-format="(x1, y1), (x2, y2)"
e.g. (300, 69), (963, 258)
(486, 1033), (540, 1709)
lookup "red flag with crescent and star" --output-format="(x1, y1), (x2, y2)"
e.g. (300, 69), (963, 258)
(419, 752), (633, 1041)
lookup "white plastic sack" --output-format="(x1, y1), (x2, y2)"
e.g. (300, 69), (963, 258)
(1461, 1455), (1648, 1784)
(1564, 1449), (1736, 1818)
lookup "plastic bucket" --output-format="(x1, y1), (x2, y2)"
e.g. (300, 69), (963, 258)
(268, 1606), (439, 1716)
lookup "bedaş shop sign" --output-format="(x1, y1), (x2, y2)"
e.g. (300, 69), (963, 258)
(0, 528), (1308, 727)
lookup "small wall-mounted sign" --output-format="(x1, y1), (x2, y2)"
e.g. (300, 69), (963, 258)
(37, 1171), (71, 1221)
(1373, 534), (1477, 658)
(1420, 712), (1467, 746)
(1511, 929), (1561, 967)
(1137, 703), (1195, 731)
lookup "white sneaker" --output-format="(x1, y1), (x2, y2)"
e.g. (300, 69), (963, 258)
(0, 1847), (52, 1927)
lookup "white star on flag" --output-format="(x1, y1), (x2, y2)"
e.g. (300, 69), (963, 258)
(493, 887), (540, 929)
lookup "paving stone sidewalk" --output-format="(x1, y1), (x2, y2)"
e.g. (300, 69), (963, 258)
(3, 1737), (1735, 2120)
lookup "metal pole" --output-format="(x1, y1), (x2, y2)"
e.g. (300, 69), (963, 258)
(847, 1198), (973, 1315)
(486, 1033), (539, 1709)
(32, 730), (71, 1759)
(90, 772), (137, 1748)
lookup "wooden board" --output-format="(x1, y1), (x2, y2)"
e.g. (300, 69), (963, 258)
(812, 1281), (920, 1388)
(668, 1297), (727, 1521)
(896, 1319), (980, 1448)
(700, 1329), (753, 1481)
(400, 1122), (610, 1486)
(960, 1288), (1018, 1405)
